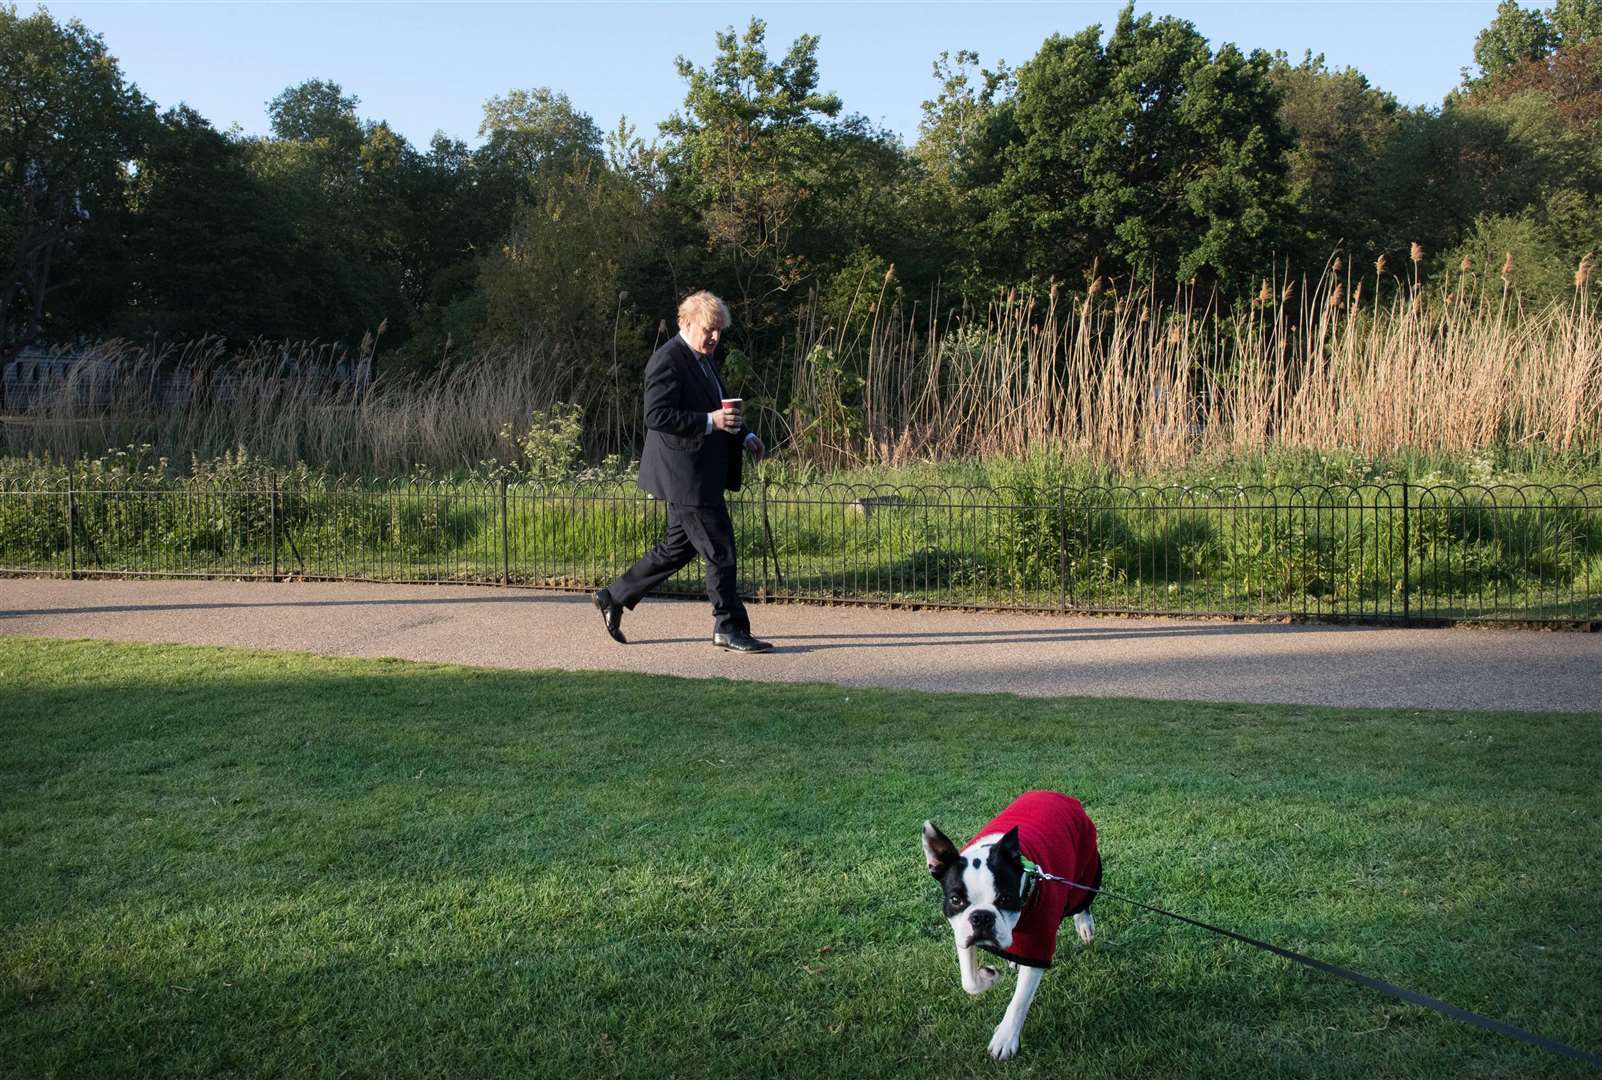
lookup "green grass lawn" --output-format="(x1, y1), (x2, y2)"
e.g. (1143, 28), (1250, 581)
(2, 637), (1598, 1078)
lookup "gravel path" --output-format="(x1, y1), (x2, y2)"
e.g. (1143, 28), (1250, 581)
(3, 578), (1598, 713)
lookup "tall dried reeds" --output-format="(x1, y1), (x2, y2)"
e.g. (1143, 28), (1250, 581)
(2, 334), (626, 476)
(785, 258), (1602, 470)
(7, 257), (1600, 476)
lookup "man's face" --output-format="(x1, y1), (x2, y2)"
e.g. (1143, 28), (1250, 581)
(684, 319), (723, 355)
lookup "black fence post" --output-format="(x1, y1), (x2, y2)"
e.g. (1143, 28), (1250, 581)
(760, 476), (770, 599)
(1401, 480), (1411, 622)
(270, 474), (280, 582)
(499, 475), (510, 586)
(1058, 487), (1069, 614)
(67, 486), (77, 580)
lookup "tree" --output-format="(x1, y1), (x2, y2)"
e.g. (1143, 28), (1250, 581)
(267, 78), (360, 145)
(1471, 0), (1557, 83)
(477, 87), (604, 184)
(989, 5), (1293, 292)
(910, 50), (1017, 294)
(1552, 0), (1602, 46)
(469, 87), (609, 289)
(1469, 0), (1602, 85)
(118, 105), (297, 337)
(914, 50), (1014, 194)
(1, 4), (150, 347)
(659, 17), (843, 331)
(1447, 22), (1602, 305)
(1269, 52), (1401, 264)
(244, 80), (414, 342)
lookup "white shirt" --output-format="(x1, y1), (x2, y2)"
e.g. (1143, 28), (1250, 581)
(679, 330), (756, 446)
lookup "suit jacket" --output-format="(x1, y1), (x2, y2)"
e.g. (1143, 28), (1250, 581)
(636, 334), (745, 506)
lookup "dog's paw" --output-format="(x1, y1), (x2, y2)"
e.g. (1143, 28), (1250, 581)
(964, 966), (999, 995)
(1074, 910), (1095, 944)
(988, 1023), (1022, 1060)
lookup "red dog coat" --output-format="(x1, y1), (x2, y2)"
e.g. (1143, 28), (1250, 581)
(963, 790), (1100, 968)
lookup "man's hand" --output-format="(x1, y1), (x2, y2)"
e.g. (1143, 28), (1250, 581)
(711, 407), (743, 433)
(744, 433), (766, 461)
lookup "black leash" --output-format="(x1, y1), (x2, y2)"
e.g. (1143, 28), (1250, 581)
(1029, 869), (1602, 1069)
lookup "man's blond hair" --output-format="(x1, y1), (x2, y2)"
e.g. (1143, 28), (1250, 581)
(677, 290), (731, 331)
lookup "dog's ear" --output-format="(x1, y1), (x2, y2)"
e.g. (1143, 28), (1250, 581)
(993, 826), (1024, 866)
(922, 821), (960, 877)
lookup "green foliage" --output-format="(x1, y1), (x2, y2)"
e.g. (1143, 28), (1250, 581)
(473, 86), (608, 243)
(1445, 212), (1579, 305)
(478, 87), (602, 178)
(1553, 0), (1602, 43)
(986, 457), (1134, 592)
(0, 4), (151, 346)
(1472, 0), (1558, 84)
(267, 78), (360, 143)
(118, 105), (298, 337)
(6, 0), (1602, 419)
(660, 18), (843, 331)
(241, 108), (413, 342)
(1, 452), (1597, 618)
(500, 403), (586, 481)
(1269, 53), (1401, 264)
(477, 162), (650, 359)
(989, 4), (1293, 292)
(791, 344), (863, 459)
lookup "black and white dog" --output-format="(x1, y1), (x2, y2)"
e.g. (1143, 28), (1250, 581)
(921, 790), (1102, 1059)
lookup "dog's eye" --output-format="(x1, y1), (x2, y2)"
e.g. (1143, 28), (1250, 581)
(947, 894), (966, 910)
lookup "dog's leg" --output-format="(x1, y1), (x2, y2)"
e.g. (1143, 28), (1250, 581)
(987, 964), (1044, 1060)
(1074, 910), (1095, 944)
(956, 940), (997, 995)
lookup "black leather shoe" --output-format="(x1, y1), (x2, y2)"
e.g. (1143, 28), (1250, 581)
(594, 590), (626, 644)
(713, 631), (773, 653)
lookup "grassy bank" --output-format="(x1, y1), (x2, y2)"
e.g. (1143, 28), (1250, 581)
(2, 637), (1599, 1078)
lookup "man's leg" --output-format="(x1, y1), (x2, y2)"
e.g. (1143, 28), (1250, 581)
(677, 500), (749, 636)
(606, 504), (699, 611)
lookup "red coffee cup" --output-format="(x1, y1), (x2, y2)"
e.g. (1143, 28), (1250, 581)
(721, 397), (742, 415)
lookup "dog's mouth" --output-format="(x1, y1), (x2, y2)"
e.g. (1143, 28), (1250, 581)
(964, 933), (1000, 949)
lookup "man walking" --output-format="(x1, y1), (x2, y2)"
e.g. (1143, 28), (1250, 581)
(593, 291), (772, 652)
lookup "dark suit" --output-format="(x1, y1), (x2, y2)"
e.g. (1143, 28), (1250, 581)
(606, 334), (751, 635)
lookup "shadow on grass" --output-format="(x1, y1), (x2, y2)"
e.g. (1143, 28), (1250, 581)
(3, 641), (1600, 1078)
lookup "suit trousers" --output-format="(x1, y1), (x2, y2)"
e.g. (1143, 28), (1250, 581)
(607, 499), (750, 635)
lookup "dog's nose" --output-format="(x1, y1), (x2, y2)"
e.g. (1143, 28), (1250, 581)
(969, 909), (995, 933)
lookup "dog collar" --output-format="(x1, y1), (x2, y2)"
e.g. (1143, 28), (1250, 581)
(1020, 857), (1042, 905)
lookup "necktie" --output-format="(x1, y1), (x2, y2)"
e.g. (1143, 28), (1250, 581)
(697, 354), (720, 398)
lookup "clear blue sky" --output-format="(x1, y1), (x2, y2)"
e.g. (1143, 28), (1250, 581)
(29, 1), (1496, 148)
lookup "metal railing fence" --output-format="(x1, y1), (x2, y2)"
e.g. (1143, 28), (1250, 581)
(3, 478), (1599, 626)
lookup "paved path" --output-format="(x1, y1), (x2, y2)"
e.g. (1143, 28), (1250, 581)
(3, 578), (1598, 713)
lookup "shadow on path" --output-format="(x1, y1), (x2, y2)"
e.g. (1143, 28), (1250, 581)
(0, 595), (566, 619)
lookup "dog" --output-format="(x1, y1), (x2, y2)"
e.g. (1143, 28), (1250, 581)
(921, 790), (1102, 1059)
